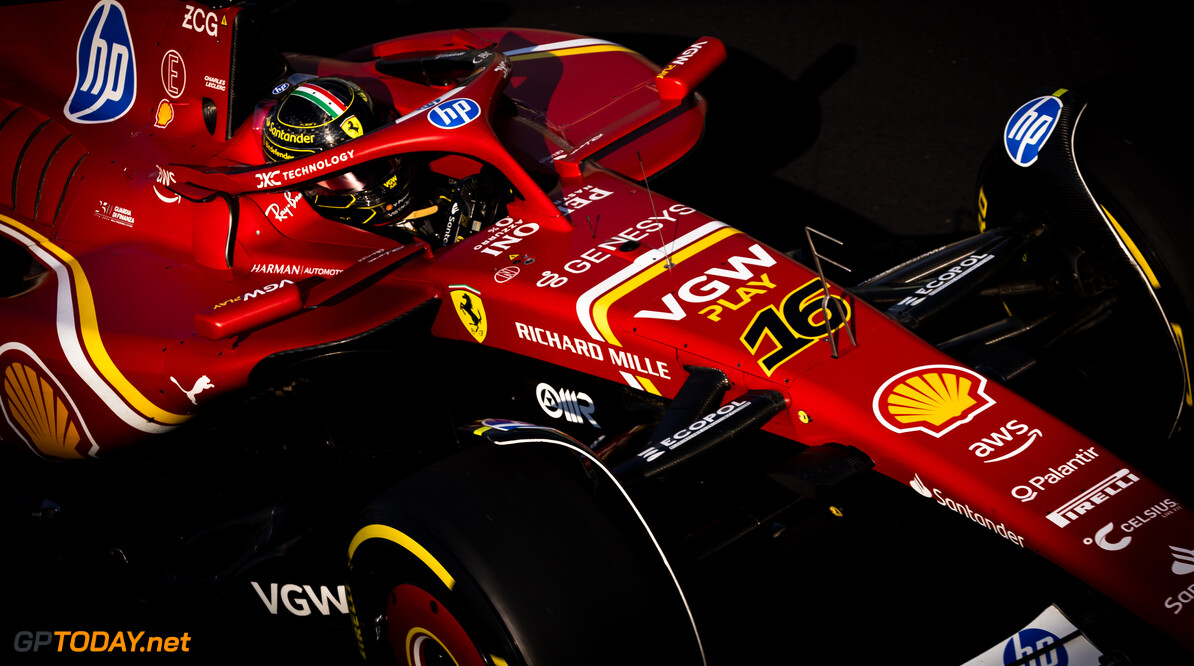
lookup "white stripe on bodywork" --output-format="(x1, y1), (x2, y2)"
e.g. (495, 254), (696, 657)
(503, 38), (619, 56)
(575, 221), (728, 341)
(0, 224), (173, 434)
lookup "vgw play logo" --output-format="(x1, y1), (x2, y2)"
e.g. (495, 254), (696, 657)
(65, 0), (137, 124)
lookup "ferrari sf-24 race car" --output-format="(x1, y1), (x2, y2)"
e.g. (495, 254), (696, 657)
(1, 0), (1192, 664)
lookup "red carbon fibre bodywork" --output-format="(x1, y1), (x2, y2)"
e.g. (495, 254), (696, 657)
(0, 0), (1190, 654)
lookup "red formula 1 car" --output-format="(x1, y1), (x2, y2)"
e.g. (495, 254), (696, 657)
(2, 1), (1192, 664)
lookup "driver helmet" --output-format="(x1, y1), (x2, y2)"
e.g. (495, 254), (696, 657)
(263, 77), (413, 225)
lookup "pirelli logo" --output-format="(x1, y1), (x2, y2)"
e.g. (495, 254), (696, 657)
(1046, 468), (1140, 528)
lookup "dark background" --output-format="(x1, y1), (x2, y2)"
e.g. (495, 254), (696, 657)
(8, 2), (1187, 664)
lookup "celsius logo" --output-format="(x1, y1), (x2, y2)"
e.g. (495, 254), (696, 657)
(65, 0), (137, 124)
(1084, 522), (1131, 552)
(1172, 545), (1194, 576)
(873, 365), (995, 438)
(1003, 627), (1067, 666)
(536, 383), (598, 427)
(428, 98), (481, 129)
(1005, 96), (1063, 167)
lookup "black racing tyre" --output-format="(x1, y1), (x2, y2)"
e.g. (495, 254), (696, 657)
(346, 443), (703, 666)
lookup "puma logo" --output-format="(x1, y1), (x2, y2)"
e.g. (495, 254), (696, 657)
(170, 375), (214, 405)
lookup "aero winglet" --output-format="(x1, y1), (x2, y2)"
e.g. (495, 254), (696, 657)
(655, 37), (726, 101)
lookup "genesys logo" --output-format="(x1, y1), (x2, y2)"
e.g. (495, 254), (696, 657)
(1005, 96), (1063, 167)
(873, 365), (994, 438)
(1046, 468), (1139, 528)
(65, 0), (137, 124)
(536, 383), (599, 428)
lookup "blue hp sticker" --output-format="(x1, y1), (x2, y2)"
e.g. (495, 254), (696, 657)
(1002, 627), (1067, 666)
(1004, 96), (1063, 167)
(427, 98), (481, 129)
(271, 82), (290, 96)
(64, 0), (137, 124)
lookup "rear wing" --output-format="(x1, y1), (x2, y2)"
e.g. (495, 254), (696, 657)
(552, 37), (726, 182)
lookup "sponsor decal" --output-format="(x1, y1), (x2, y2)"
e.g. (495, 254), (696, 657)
(204, 75), (227, 93)
(1012, 446), (1098, 501)
(250, 263), (341, 277)
(494, 266), (519, 283)
(536, 383), (599, 427)
(254, 149), (355, 189)
(472, 216), (539, 256)
(927, 482), (1026, 548)
(495, 59), (512, 78)
(894, 254), (994, 309)
(251, 582), (348, 616)
(153, 99), (174, 128)
(93, 200), (135, 227)
(635, 243), (777, 322)
(657, 39), (709, 78)
(1005, 96), (1063, 167)
(740, 279), (850, 376)
(873, 365), (995, 438)
(513, 322), (670, 380)
(264, 191), (304, 222)
(0, 347), (95, 459)
(554, 184), (614, 214)
(1165, 581), (1194, 615)
(1084, 522), (1132, 552)
(637, 399), (749, 462)
(449, 285), (487, 343)
(182, 4), (223, 37)
(168, 375), (212, 405)
(340, 115), (364, 139)
(1046, 468), (1140, 528)
(271, 82), (290, 96)
(1172, 545), (1194, 576)
(160, 49), (185, 98)
(971, 419), (1042, 463)
(563, 204), (696, 274)
(472, 51), (492, 64)
(153, 165), (180, 203)
(427, 98), (481, 129)
(910, 474), (933, 498)
(1002, 628), (1067, 666)
(65, 0), (137, 124)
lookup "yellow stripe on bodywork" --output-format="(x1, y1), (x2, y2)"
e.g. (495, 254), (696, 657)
(509, 45), (633, 62)
(637, 376), (661, 395)
(0, 214), (189, 426)
(348, 524), (456, 590)
(1173, 323), (1193, 407)
(1102, 205), (1160, 289)
(592, 227), (740, 346)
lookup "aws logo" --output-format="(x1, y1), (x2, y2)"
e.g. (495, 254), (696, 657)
(873, 365), (995, 438)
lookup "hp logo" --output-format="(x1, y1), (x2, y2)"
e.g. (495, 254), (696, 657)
(1003, 627), (1067, 666)
(428, 98), (481, 130)
(65, 0), (137, 124)
(1004, 96), (1063, 167)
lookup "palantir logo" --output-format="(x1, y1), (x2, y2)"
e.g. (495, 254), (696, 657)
(65, 0), (137, 124)
(1004, 96), (1062, 167)
(428, 98), (481, 129)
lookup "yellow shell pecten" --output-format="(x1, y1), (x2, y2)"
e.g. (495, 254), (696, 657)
(3, 362), (84, 459)
(886, 371), (978, 426)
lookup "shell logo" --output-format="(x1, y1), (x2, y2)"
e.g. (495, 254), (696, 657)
(1, 360), (88, 459)
(873, 364), (995, 438)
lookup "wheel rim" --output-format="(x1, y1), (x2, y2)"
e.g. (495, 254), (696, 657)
(386, 583), (486, 666)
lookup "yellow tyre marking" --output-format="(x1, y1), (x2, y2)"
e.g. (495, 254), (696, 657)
(348, 524), (456, 590)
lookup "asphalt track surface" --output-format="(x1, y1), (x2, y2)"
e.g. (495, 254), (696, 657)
(7, 2), (1188, 665)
